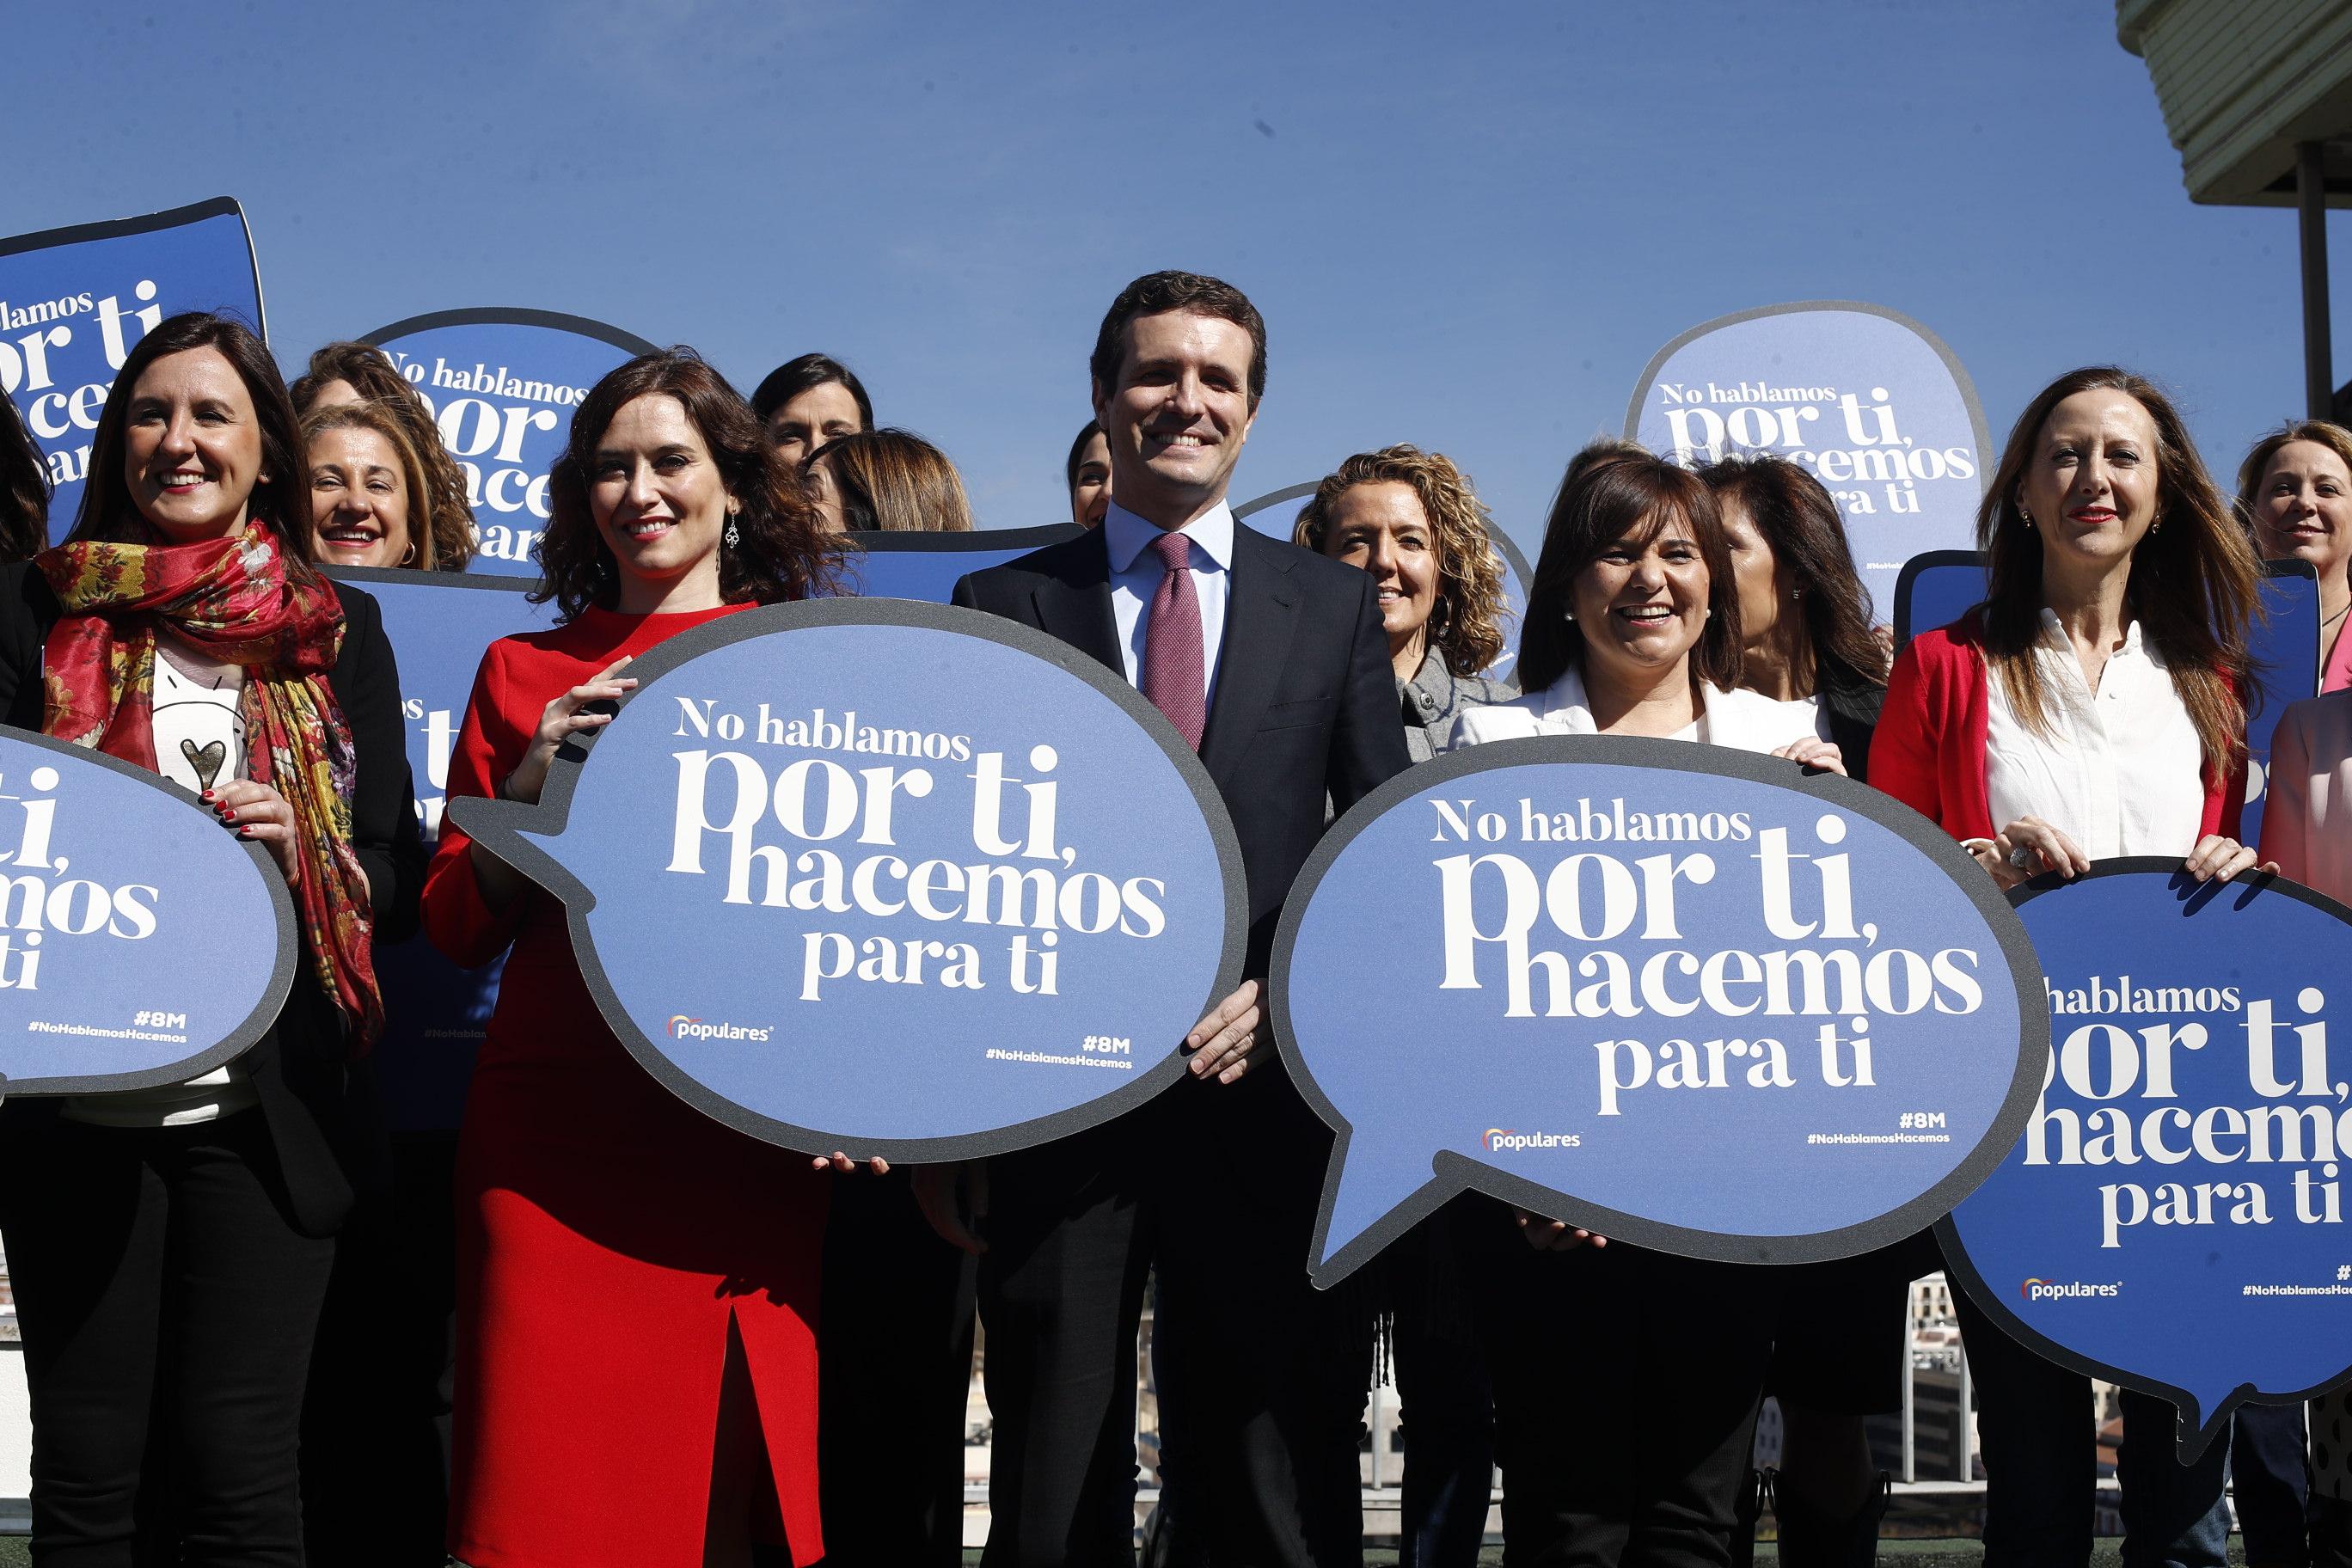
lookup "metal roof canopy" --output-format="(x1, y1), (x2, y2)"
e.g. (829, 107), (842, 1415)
(2121, 0), (2352, 417)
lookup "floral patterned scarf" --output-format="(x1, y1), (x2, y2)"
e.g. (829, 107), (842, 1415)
(38, 524), (384, 1051)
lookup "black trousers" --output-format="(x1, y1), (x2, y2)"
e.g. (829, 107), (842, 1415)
(1457, 1199), (1777, 1568)
(0, 1110), (337, 1567)
(818, 1166), (981, 1568)
(978, 1081), (1375, 1568)
(300, 1132), (458, 1567)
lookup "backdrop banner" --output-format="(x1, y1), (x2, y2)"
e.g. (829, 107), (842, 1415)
(1625, 302), (1991, 625)
(329, 567), (560, 1132)
(0, 198), (266, 542)
(447, 599), (1246, 1160)
(1272, 737), (2045, 1285)
(1893, 552), (2323, 848)
(0, 727), (296, 1095)
(837, 524), (1087, 603)
(1939, 861), (2352, 1460)
(360, 309), (655, 576)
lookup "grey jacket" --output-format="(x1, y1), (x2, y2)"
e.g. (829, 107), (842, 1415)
(1400, 652), (1516, 763)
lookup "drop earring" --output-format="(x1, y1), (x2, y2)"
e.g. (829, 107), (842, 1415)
(724, 507), (741, 548)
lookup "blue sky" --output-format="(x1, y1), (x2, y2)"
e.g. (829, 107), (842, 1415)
(5, 1), (2338, 556)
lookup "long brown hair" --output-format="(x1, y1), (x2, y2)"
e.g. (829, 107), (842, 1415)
(537, 349), (842, 621)
(1291, 444), (1511, 677)
(67, 312), (320, 585)
(1697, 452), (1885, 689)
(1518, 444), (1742, 695)
(291, 340), (477, 569)
(808, 428), (974, 532)
(1978, 366), (2257, 771)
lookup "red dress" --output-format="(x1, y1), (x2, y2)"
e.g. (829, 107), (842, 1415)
(424, 603), (829, 1568)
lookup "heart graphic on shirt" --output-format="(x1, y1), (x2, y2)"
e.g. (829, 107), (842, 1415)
(180, 738), (226, 791)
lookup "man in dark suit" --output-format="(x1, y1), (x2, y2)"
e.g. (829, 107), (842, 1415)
(927, 272), (1409, 1567)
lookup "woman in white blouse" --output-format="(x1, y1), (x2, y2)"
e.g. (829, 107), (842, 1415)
(1876, 366), (2262, 1567)
(1446, 445), (1836, 1567)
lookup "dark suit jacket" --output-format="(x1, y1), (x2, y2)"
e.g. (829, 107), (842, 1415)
(953, 522), (1410, 981)
(0, 560), (424, 1236)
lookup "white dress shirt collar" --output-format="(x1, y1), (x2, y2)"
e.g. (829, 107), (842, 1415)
(1103, 498), (1236, 573)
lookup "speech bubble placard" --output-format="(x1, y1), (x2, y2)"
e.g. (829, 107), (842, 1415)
(328, 567), (561, 1132)
(1626, 302), (1991, 625)
(360, 309), (655, 577)
(1272, 738), (2046, 1285)
(1893, 553), (2324, 848)
(447, 599), (1245, 1159)
(1939, 861), (2352, 1460)
(0, 727), (297, 1094)
(0, 199), (266, 541)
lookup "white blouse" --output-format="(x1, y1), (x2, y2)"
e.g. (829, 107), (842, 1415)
(1448, 666), (1821, 756)
(65, 642), (258, 1129)
(1983, 610), (2205, 858)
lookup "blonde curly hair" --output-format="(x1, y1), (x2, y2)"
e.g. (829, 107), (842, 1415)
(1291, 444), (1511, 677)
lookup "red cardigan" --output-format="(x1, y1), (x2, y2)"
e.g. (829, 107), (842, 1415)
(1873, 611), (2245, 844)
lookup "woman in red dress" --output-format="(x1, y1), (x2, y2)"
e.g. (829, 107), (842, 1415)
(423, 350), (851, 1568)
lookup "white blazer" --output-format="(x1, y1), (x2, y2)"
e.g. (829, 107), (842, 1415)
(2260, 689), (2352, 904)
(1447, 665), (1822, 756)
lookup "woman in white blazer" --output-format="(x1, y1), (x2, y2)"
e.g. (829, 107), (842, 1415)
(1445, 444), (1837, 1568)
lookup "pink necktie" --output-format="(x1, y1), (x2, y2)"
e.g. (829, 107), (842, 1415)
(1142, 530), (1205, 750)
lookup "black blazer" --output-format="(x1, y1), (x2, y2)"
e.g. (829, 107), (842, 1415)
(0, 560), (424, 1235)
(953, 524), (1411, 980)
(1818, 659), (1885, 785)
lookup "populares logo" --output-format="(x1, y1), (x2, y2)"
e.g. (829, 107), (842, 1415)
(1482, 1128), (1583, 1152)
(2020, 1277), (2122, 1302)
(667, 1014), (775, 1043)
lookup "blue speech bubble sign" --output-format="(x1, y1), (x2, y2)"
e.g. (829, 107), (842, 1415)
(1939, 861), (2352, 1461)
(360, 309), (655, 577)
(446, 599), (1246, 1158)
(1272, 738), (2046, 1285)
(1625, 302), (1993, 625)
(0, 727), (297, 1094)
(0, 199), (265, 541)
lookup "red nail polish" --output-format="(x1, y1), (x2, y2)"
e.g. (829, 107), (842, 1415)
(199, 789), (215, 802)
(236, 826), (252, 838)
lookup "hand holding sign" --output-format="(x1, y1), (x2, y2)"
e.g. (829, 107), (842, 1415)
(0, 727), (296, 1095)
(1273, 738), (2046, 1285)
(1940, 862), (2352, 1459)
(446, 599), (1246, 1161)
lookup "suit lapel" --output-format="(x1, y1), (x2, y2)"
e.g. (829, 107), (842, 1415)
(1030, 533), (1123, 676)
(1200, 530), (1300, 786)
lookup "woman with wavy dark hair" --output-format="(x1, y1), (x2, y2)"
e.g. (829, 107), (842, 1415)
(423, 349), (854, 1568)
(1876, 366), (2260, 1565)
(292, 340), (477, 571)
(0, 389), (50, 560)
(0, 311), (418, 1559)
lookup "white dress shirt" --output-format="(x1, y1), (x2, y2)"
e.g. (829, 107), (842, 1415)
(1104, 498), (1232, 713)
(1984, 609), (2205, 858)
(1448, 665), (1822, 756)
(2260, 689), (2352, 902)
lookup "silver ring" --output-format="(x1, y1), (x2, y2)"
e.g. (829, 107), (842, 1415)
(2007, 843), (2037, 871)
